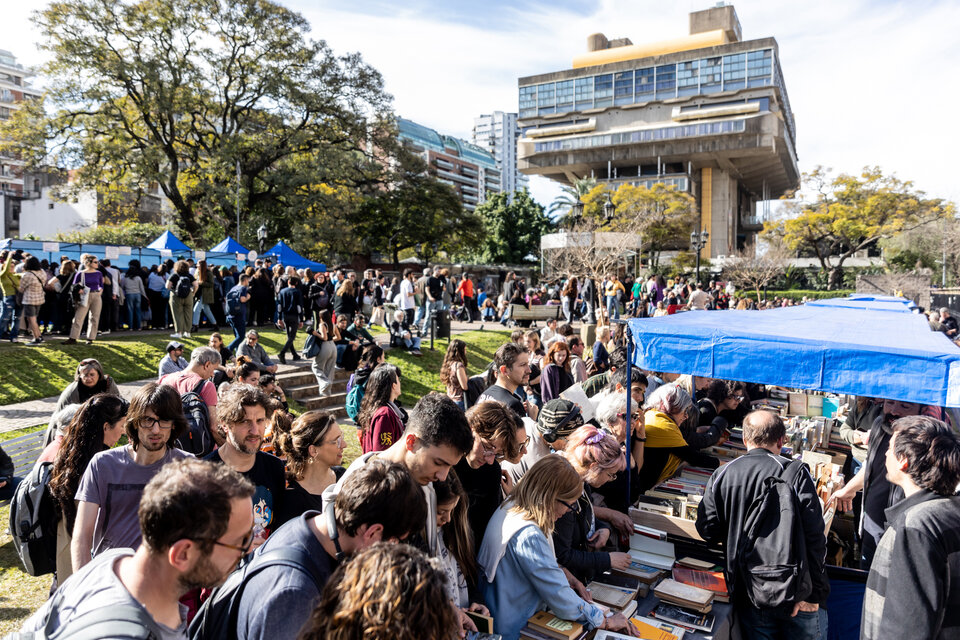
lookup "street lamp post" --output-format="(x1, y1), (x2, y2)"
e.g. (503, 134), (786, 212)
(603, 192), (616, 224)
(571, 198), (585, 226)
(257, 224), (268, 255)
(690, 228), (709, 284)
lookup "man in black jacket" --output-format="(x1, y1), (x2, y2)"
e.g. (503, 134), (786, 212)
(696, 410), (829, 640)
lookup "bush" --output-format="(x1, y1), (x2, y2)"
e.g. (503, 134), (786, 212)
(738, 289), (855, 302)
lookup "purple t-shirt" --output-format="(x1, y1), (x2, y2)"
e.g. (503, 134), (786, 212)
(73, 270), (105, 292)
(75, 445), (192, 557)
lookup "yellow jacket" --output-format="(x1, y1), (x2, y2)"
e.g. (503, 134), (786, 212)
(643, 409), (688, 484)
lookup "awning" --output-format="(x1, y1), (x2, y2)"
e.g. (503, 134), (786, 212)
(263, 240), (326, 271)
(210, 236), (250, 254)
(146, 231), (191, 252)
(805, 295), (917, 313)
(628, 303), (960, 407)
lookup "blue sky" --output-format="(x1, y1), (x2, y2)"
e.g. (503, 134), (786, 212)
(7, 0), (960, 211)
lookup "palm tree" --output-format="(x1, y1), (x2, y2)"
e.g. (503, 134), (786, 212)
(548, 177), (598, 222)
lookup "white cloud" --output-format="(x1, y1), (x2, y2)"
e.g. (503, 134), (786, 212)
(6, 0), (960, 210)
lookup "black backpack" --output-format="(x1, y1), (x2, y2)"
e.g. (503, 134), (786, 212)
(175, 275), (192, 299)
(188, 547), (321, 640)
(736, 460), (813, 609)
(8, 461), (58, 576)
(225, 286), (243, 316)
(173, 378), (215, 457)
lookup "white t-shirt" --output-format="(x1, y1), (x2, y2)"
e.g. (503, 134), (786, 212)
(399, 279), (415, 310)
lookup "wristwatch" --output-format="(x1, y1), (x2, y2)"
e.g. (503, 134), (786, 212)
(632, 433), (646, 443)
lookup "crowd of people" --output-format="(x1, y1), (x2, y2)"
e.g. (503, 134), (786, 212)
(5, 262), (960, 640)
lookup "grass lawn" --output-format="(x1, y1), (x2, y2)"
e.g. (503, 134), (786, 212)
(0, 328), (513, 632)
(0, 328), (309, 407)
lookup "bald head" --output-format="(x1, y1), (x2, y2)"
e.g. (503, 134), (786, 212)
(743, 410), (786, 451)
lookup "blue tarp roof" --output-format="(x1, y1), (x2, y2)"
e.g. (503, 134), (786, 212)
(805, 295), (918, 313)
(628, 302), (960, 407)
(210, 236), (249, 254)
(263, 240), (326, 271)
(146, 231), (191, 252)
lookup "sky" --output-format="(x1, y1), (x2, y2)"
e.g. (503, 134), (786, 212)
(5, 0), (960, 212)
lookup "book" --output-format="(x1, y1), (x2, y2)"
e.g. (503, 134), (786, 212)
(653, 578), (714, 612)
(467, 611), (494, 634)
(620, 599), (638, 619)
(651, 603), (715, 633)
(671, 566), (729, 602)
(625, 618), (680, 640)
(613, 559), (665, 583)
(675, 556), (718, 570)
(586, 581), (638, 609)
(465, 633), (502, 640)
(631, 616), (686, 639)
(629, 535), (676, 570)
(527, 611), (583, 640)
(632, 524), (667, 540)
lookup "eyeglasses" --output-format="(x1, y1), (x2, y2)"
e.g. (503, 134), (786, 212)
(138, 416), (174, 431)
(322, 435), (345, 448)
(480, 439), (504, 461)
(518, 435), (531, 450)
(618, 412), (640, 421)
(193, 527), (255, 555)
(557, 498), (581, 514)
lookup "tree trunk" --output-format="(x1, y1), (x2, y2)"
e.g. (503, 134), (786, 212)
(828, 266), (844, 290)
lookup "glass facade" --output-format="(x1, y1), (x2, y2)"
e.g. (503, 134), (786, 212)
(519, 47), (777, 118)
(533, 119), (746, 152)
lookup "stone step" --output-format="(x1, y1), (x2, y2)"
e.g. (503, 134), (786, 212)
(299, 400), (348, 417)
(275, 366), (350, 388)
(287, 387), (348, 408)
(284, 379), (347, 398)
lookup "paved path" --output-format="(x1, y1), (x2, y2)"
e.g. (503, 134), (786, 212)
(0, 318), (511, 434)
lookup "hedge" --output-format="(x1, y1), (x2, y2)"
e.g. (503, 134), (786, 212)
(738, 289), (855, 302)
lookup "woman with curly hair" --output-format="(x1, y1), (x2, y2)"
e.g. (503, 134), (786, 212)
(274, 410), (346, 523)
(356, 364), (402, 454)
(440, 339), (469, 410)
(298, 542), (460, 640)
(561, 276), (579, 324)
(48, 394), (129, 583)
(540, 340), (574, 403)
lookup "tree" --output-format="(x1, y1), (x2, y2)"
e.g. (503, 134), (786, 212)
(55, 221), (182, 248)
(1, 0), (393, 243)
(470, 190), (552, 264)
(548, 177), (598, 222)
(722, 242), (791, 301)
(763, 166), (954, 289)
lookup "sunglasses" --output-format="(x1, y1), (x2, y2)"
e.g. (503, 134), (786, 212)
(557, 498), (581, 514)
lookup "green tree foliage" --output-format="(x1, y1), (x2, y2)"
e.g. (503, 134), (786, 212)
(54, 221), (181, 248)
(548, 177), (597, 222)
(764, 166), (954, 289)
(1, 0), (393, 244)
(471, 190), (552, 264)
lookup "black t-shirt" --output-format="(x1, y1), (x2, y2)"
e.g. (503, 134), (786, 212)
(476, 384), (525, 418)
(454, 458), (504, 549)
(427, 276), (443, 301)
(205, 449), (286, 538)
(276, 469), (345, 525)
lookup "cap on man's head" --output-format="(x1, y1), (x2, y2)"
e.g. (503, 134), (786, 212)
(537, 399), (584, 438)
(166, 341), (184, 352)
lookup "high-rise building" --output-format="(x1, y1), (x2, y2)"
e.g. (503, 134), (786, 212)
(0, 49), (42, 238)
(516, 5), (797, 258)
(472, 111), (529, 197)
(397, 117), (501, 212)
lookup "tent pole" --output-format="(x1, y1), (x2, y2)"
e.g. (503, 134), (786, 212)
(625, 320), (633, 509)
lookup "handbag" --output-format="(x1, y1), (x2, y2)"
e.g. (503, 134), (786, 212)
(45, 276), (62, 293)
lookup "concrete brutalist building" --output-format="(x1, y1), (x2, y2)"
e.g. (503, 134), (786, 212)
(516, 4), (798, 258)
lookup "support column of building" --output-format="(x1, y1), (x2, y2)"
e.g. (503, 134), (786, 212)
(700, 167), (737, 259)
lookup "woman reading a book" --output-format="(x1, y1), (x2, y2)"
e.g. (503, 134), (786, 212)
(554, 425), (631, 584)
(641, 384), (719, 492)
(478, 455), (639, 640)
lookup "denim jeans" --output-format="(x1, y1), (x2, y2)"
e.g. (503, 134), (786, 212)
(193, 300), (217, 327)
(125, 293), (142, 330)
(606, 295), (620, 320)
(738, 604), (827, 640)
(421, 300), (442, 333)
(0, 294), (16, 339)
(227, 315), (246, 352)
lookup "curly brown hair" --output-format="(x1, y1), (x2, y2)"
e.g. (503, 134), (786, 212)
(439, 339), (468, 390)
(275, 410), (337, 480)
(297, 543), (459, 640)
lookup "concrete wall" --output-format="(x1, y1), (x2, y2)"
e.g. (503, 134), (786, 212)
(19, 188), (97, 237)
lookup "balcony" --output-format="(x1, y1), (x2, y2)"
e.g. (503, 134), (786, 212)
(435, 157), (454, 170)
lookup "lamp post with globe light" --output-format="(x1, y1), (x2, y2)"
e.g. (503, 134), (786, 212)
(690, 228), (709, 284)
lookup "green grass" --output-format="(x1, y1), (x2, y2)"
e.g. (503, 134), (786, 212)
(0, 328), (307, 406)
(0, 504), (51, 635)
(0, 425), (45, 444)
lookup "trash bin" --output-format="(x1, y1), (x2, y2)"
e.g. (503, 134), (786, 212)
(435, 309), (451, 339)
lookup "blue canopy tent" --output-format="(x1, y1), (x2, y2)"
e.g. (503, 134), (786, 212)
(805, 295), (918, 313)
(627, 303), (960, 407)
(146, 231), (191, 252)
(262, 240), (325, 271)
(210, 236), (250, 254)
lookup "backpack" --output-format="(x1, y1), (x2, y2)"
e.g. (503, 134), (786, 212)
(8, 461), (58, 576)
(301, 333), (321, 359)
(4, 604), (157, 640)
(345, 384), (365, 421)
(175, 274), (192, 299)
(736, 460), (813, 609)
(188, 547), (320, 640)
(310, 285), (329, 312)
(225, 286), (243, 316)
(173, 378), (215, 457)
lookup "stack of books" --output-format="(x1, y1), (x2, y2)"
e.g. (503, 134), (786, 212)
(635, 468), (712, 521)
(629, 535), (675, 571)
(519, 611), (586, 640)
(653, 578), (715, 614)
(650, 603), (716, 634)
(671, 564), (730, 603)
(586, 580), (639, 618)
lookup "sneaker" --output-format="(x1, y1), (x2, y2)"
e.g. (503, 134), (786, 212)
(170, 333), (182, 338)
(183, 332), (191, 338)
(100, 330), (111, 335)
(63, 338), (77, 345)
(25, 339), (41, 347)
(278, 353), (287, 364)
(85, 339), (94, 345)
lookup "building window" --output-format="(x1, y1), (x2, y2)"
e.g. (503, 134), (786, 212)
(574, 76), (594, 111)
(614, 72), (633, 106)
(49, 202), (55, 209)
(747, 49), (773, 88)
(537, 82), (556, 114)
(635, 67), (654, 101)
(700, 57), (722, 94)
(677, 60), (700, 97)
(519, 85), (537, 118)
(655, 65), (676, 100)
(556, 79), (574, 112)
(722, 53), (746, 91)
(593, 74), (613, 107)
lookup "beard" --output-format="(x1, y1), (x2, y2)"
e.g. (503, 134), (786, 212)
(227, 429), (260, 455)
(178, 554), (236, 593)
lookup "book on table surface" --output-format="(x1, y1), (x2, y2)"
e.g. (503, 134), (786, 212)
(619, 599), (638, 618)
(653, 578), (714, 608)
(630, 615), (686, 640)
(586, 581), (638, 609)
(466, 611), (495, 634)
(632, 524), (668, 540)
(518, 625), (588, 640)
(651, 603), (716, 633)
(671, 566), (729, 602)
(596, 626), (677, 640)
(527, 611), (584, 640)
(629, 535), (676, 570)
(613, 559), (665, 583)
(675, 556), (717, 570)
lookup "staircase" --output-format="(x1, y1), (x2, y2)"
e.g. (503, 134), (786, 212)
(276, 361), (352, 418)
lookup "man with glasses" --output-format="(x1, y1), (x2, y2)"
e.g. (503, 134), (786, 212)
(236, 329), (278, 374)
(210, 459), (427, 640)
(72, 383), (192, 572)
(23, 459), (255, 638)
(454, 402), (530, 548)
(205, 384), (285, 550)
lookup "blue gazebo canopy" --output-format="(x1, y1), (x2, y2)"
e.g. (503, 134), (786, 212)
(805, 295), (918, 313)
(146, 231), (191, 252)
(263, 240), (325, 271)
(210, 236), (249, 254)
(628, 301), (960, 407)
